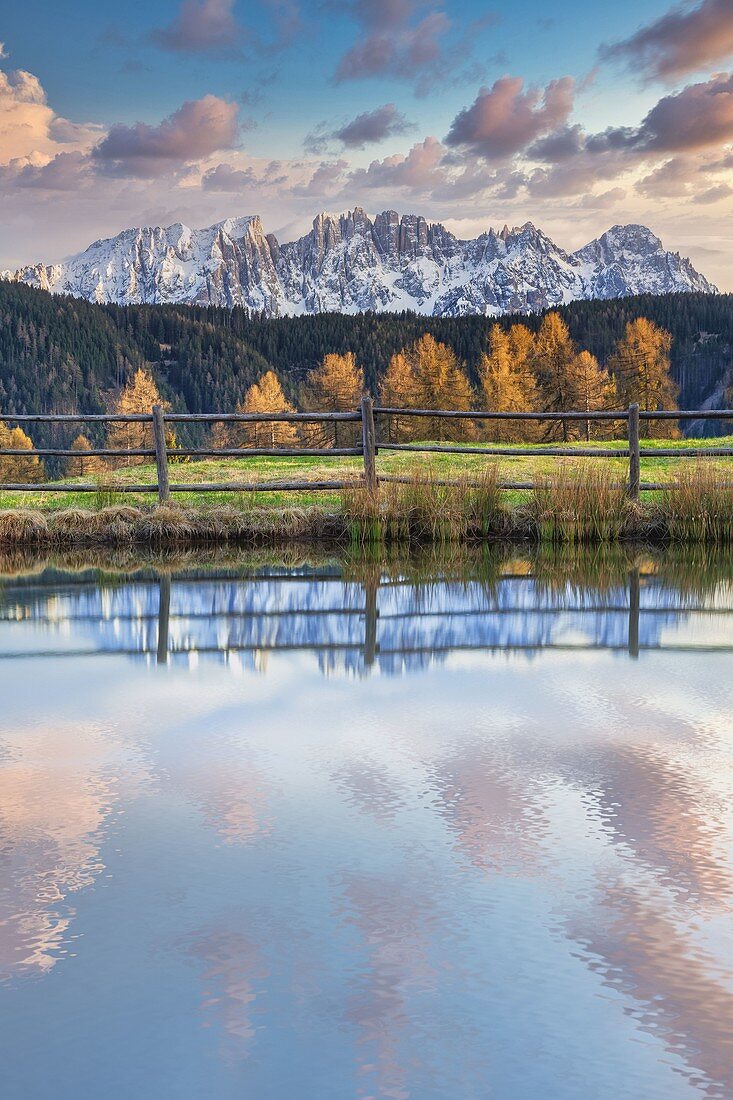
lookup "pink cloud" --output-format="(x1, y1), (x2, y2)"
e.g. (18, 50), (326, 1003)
(94, 95), (239, 177)
(602, 0), (733, 82)
(445, 76), (575, 158)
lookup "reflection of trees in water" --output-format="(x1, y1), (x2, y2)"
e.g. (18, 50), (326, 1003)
(2, 560), (730, 674)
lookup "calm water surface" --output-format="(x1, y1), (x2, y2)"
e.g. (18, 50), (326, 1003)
(0, 549), (732, 1099)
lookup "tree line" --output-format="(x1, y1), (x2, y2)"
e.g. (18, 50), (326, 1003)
(39, 312), (677, 478)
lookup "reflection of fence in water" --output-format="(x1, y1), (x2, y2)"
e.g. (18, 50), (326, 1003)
(1, 569), (732, 672)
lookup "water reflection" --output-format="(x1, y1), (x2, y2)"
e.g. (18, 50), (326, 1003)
(0, 549), (731, 673)
(0, 547), (732, 1099)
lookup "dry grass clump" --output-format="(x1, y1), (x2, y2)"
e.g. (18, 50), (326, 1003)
(343, 471), (503, 544)
(136, 505), (194, 543)
(459, 465), (507, 538)
(0, 509), (49, 542)
(48, 508), (96, 536)
(530, 462), (631, 543)
(661, 464), (733, 542)
(49, 505), (143, 543)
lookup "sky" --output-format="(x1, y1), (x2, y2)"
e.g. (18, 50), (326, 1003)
(1, 0), (733, 286)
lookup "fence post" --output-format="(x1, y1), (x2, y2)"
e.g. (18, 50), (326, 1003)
(157, 572), (171, 665)
(152, 404), (170, 503)
(627, 566), (640, 660)
(360, 395), (377, 491)
(627, 402), (640, 501)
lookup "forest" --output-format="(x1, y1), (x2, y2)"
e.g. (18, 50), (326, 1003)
(0, 282), (731, 453)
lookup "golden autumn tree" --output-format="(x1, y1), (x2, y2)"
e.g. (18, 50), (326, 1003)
(378, 350), (420, 442)
(228, 371), (299, 449)
(569, 351), (618, 441)
(107, 368), (172, 466)
(531, 312), (579, 441)
(478, 324), (539, 442)
(402, 334), (474, 441)
(608, 318), (678, 438)
(300, 352), (364, 447)
(0, 422), (45, 483)
(66, 434), (107, 478)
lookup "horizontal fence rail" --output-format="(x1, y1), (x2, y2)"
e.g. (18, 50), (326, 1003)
(0, 397), (731, 501)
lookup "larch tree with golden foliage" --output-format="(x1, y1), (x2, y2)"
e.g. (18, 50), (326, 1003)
(478, 324), (539, 442)
(107, 369), (172, 466)
(402, 334), (474, 441)
(378, 350), (420, 442)
(569, 350), (618, 441)
(228, 371), (299, 449)
(0, 422), (45, 483)
(608, 318), (678, 438)
(300, 352), (363, 447)
(531, 313), (579, 441)
(66, 434), (108, 478)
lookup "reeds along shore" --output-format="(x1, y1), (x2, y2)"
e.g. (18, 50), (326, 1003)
(0, 464), (731, 546)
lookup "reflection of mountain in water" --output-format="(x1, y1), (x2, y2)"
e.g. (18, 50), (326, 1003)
(1, 567), (731, 674)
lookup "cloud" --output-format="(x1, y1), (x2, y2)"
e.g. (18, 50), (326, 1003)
(349, 136), (446, 190)
(445, 76), (575, 158)
(0, 67), (101, 164)
(333, 1), (455, 94)
(591, 73), (733, 154)
(201, 162), (259, 191)
(305, 103), (414, 153)
(13, 151), (91, 190)
(94, 95), (239, 177)
(693, 181), (733, 203)
(601, 0), (733, 82)
(151, 0), (246, 57)
(336, 103), (414, 147)
(290, 159), (349, 197)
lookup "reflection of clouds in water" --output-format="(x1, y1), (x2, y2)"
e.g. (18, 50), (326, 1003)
(585, 743), (733, 906)
(167, 746), (272, 846)
(567, 883), (733, 1100)
(332, 758), (407, 825)
(427, 742), (549, 874)
(186, 923), (268, 1053)
(338, 872), (450, 1100)
(0, 725), (112, 982)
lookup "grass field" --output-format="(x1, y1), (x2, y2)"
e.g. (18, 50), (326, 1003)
(1, 434), (731, 511)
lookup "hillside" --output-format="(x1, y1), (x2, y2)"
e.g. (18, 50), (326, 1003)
(0, 284), (731, 452)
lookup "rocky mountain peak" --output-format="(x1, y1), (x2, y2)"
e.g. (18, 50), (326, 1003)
(3, 207), (716, 316)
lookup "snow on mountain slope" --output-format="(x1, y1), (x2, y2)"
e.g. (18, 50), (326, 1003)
(2, 208), (717, 316)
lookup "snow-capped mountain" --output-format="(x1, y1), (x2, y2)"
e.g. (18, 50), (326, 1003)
(2, 208), (716, 316)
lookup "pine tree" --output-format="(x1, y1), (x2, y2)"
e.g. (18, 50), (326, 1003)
(569, 351), (618, 441)
(229, 371), (298, 449)
(478, 324), (539, 442)
(107, 368), (170, 466)
(608, 318), (678, 438)
(378, 351), (419, 442)
(402, 334), (474, 441)
(532, 313), (578, 441)
(300, 352), (363, 447)
(66, 433), (107, 477)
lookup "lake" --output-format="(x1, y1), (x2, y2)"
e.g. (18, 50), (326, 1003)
(0, 546), (732, 1099)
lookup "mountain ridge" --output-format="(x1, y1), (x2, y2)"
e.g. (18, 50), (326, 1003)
(2, 207), (716, 317)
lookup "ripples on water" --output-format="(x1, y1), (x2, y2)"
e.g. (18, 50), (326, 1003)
(0, 547), (731, 1100)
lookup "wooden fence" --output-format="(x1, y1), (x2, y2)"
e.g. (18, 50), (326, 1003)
(1, 399), (732, 502)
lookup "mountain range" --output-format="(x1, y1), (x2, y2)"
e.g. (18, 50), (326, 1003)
(1, 208), (716, 317)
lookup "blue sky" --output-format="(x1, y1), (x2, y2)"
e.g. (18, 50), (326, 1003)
(2, 0), (733, 284)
